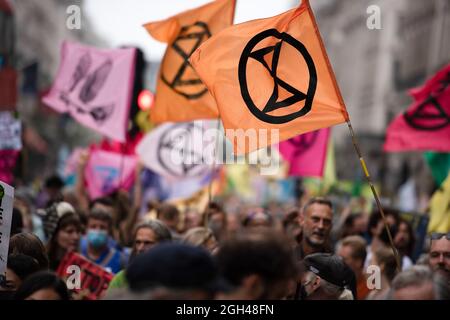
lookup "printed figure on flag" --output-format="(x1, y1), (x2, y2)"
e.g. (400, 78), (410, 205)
(42, 41), (136, 142)
(144, 0), (236, 123)
(279, 128), (330, 178)
(84, 149), (137, 199)
(384, 64), (450, 152)
(136, 120), (219, 181)
(190, 0), (348, 154)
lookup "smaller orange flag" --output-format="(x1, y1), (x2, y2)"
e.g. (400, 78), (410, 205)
(144, 0), (236, 123)
(190, 0), (349, 154)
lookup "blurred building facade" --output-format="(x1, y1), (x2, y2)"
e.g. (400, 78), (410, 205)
(10, 0), (105, 182)
(313, 0), (450, 205)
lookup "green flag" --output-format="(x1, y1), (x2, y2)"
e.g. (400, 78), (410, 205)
(424, 152), (450, 186)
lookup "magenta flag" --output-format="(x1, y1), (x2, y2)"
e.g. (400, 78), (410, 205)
(279, 128), (330, 178)
(84, 149), (137, 199)
(384, 64), (450, 152)
(42, 41), (136, 142)
(410, 64), (450, 102)
(0, 150), (19, 184)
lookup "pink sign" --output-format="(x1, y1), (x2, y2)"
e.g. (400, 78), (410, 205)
(84, 149), (137, 199)
(42, 41), (136, 142)
(278, 128), (330, 178)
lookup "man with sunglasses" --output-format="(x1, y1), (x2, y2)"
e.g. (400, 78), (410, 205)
(429, 232), (450, 278)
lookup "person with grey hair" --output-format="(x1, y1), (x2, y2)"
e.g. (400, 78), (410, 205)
(295, 197), (334, 261)
(297, 253), (356, 300)
(428, 232), (450, 279)
(106, 219), (172, 292)
(388, 265), (450, 300)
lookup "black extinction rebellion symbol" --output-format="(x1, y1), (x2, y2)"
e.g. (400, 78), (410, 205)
(157, 123), (208, 178)
(161, 22), (211, 100)
(288, 130), (319, 156)
(403, 72), (450, 130)
(238, 29), (317, 124)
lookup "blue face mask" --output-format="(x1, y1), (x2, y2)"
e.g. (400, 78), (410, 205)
(87, 229), (108, 248)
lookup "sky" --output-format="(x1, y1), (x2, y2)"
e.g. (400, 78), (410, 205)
(84, 0), (297, 62)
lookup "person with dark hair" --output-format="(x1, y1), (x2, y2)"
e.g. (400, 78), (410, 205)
(44, 202), (82, 270)
(298, 253), (356, 300)
(295, 197), (334, 260)
(80, 209), (127, 274)
(242, 208), (273, 229)
(121, 243), (227, 300)
(394, 219), (415, 269)
(183, 208), (203, 232)
(215, 230), (297, 299)
(283, 209), (302, 247)
(203, 202), (227, 242)
(9, 232), (49, 270)
(157, 204), (182, 241)
(36, 175), (65, 208)
(0, 254), (40, 291)
(10, 208), (24, 236)
(14, 271), (70, 300)
(339, 212), (367, 239)
(107, 219), (173, 292)
(365, 208), (400, 270)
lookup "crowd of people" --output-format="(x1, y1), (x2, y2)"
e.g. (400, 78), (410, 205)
(0, 174), (449, 301)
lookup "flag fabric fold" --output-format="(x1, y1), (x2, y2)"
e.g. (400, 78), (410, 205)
(42, 41), (136, 142)
(190, 0), (348, 154)
(144, 0), (236, 123)
(278, 128), (330, 178)
(136, 121), (218, 181)
(384, 64), (450, 152)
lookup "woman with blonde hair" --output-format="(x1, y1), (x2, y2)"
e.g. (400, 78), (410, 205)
(181, 227), (218, 254)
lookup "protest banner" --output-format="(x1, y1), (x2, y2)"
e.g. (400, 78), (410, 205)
(0, 180), (14, 285)
(56, 251), (113, 300)
(0, 111), (21, 150)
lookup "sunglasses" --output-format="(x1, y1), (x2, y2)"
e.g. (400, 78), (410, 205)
(430, 232), (450, 241)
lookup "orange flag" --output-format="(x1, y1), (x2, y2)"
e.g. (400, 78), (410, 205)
(190, 0), (349, 154)
(144, 0), (236, 123)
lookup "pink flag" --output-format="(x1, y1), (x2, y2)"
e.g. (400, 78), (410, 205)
(384, 64), (450, 152)
(42, 41), (136, 142)
(278, 128), (330, 177)
(63, 147), (86, 177)
(0, 150), (19, 184)
(409, 64), (450, 102)
(84, 149), (137, 199)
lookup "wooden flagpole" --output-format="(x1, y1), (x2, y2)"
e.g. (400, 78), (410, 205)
(306, 0), (401, 271)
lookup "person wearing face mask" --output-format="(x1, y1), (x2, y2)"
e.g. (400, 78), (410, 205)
(80, 209), (128, 274)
